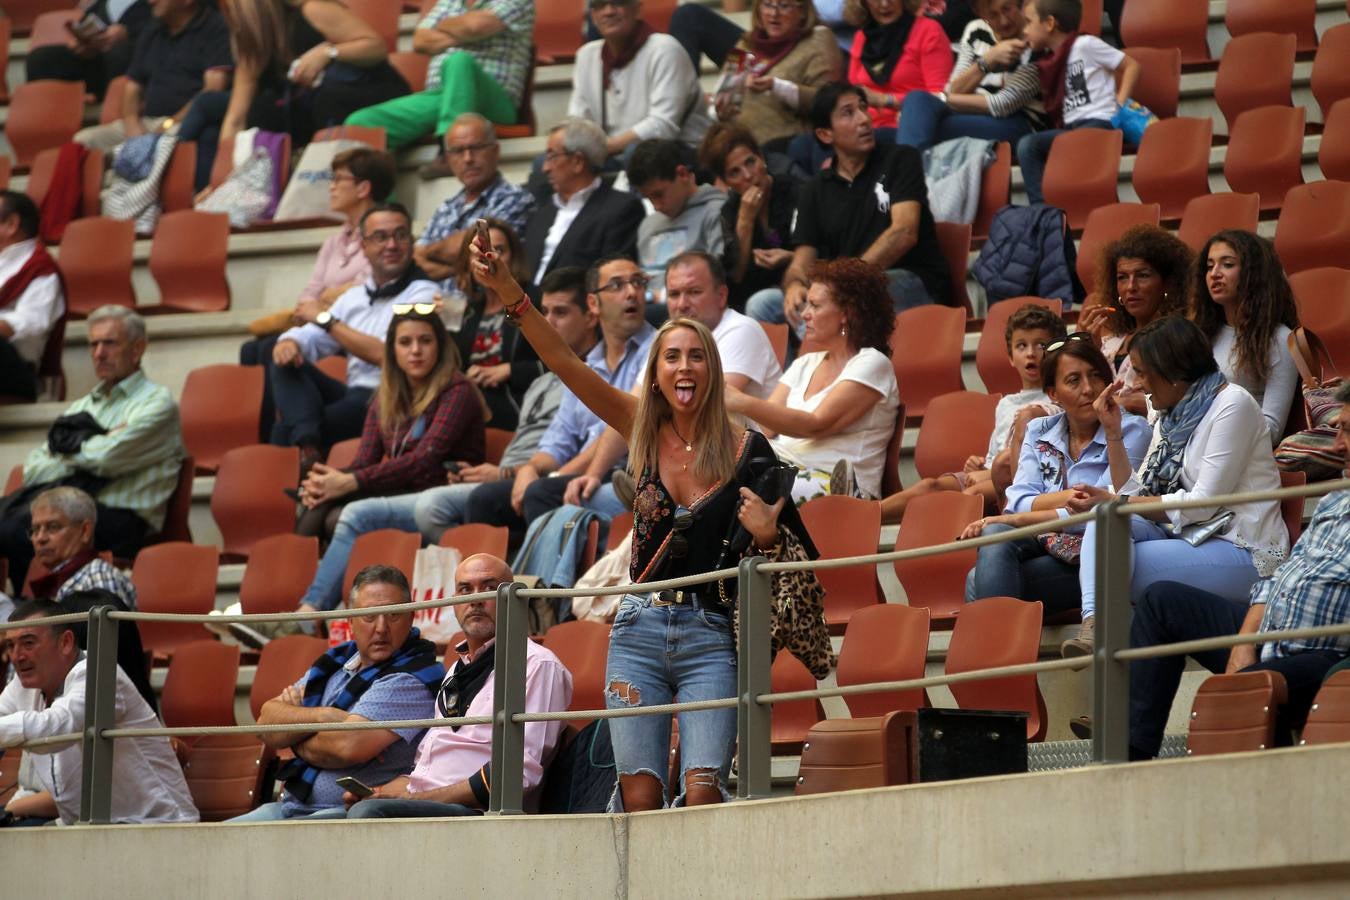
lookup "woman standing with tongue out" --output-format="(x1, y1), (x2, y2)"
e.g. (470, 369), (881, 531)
(468, 238), (817, 813)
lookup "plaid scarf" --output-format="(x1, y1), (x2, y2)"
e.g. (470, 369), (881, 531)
(279, 628), (442, 802)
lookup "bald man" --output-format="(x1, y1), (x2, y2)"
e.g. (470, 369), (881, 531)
(345, 555), (573, 818)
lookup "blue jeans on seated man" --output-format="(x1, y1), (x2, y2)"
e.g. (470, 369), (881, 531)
(965, 522), (1082, 616)
(1015, 118), (1114, 205)
(896, 91), (1036, 152)
(300, 494), (421, 611)
(269, 360), (372, 449)
(346, 798), (484, 819)
(229, 801), (350, 821)
(1128, 580), (1348, 759)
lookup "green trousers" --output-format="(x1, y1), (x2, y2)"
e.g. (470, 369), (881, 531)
(346, 52), (517, 148)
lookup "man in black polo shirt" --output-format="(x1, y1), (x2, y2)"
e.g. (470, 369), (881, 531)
(777, 82), (953, 331)
(73, 0), (233, 152)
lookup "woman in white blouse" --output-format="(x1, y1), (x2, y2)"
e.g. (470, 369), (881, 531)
(1190, 229), (1300, 444)
(725, 257), (899, 502)
(1062, 316), (1288, 656)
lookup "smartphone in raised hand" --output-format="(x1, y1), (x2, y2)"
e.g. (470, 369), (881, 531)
(473, 218), (495, 276)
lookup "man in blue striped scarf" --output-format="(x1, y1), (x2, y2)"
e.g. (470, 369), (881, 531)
(231, 565), (444, 821)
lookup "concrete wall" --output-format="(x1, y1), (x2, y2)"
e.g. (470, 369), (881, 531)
(7, 743), (1349, 898)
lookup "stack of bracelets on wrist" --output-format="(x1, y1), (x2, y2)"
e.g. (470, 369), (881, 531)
(503, 294), (530, 322)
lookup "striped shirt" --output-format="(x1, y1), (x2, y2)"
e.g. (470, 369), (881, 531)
(418, 0), (534, 105)
(23, 370), (184, 532)
(1251, 491), (1350, 662)
(948, 18), (1048, 126)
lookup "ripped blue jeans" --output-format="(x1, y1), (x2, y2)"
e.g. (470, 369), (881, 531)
(604, 593), (738, 810)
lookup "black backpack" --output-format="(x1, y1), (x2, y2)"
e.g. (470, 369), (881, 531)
(538, 719), (617, 814)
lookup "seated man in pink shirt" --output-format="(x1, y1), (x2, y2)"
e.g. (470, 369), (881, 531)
(345, 553), (572, 818)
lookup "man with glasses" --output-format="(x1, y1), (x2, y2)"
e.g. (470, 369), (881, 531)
(270, 203), (438, 470)
(413, 113), (535, 293)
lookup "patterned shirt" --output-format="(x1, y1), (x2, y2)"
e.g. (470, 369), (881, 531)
(1251, 491), (1350, 662)
(54, 557), (138, 610)
(23, 370), (184, 532)
(417, 173), (535, 292)
(417, 0), (534, 104)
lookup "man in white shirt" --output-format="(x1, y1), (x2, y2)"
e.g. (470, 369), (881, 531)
(0, 191), (65, 402)
(0, 598), (199, 826)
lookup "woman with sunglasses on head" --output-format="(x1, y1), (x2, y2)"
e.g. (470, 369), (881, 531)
(468, 239), (816, 813)
(1060, 316), (1289, 656)
(448, 218), (543, 432)
(1190, 230), (1300, 445)
(295, 307), (486, 615)
(962, 335), (1151, 614)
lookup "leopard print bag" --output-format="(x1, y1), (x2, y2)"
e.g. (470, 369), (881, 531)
(731, 526), (834, 681)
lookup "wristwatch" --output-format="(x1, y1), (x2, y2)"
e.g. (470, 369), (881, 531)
(316, 311), (337, 331)
(976, 55), (991, 74)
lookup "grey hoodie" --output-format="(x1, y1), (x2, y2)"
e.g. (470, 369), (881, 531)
(637, 184), (727, 284)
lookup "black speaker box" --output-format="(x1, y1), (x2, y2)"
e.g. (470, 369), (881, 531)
(915, 708), (1028, 782)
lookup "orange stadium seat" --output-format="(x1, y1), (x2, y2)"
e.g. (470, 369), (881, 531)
(1, 0), (69, 34)
(946, 597), (1047, 741)
(769, 650), (825, 753)
(100, 74), (128, 125)
(535, 2), (586, 64)
(484, 427), (513, 465)
(1077, 202), (1162, 297)
(798, 495), (884, 633)
(343, 529), (420, 599)
(1320, 99), (1350, 182)
(1078, 0), (1102, 35)
(1042, 127), (1122, 230)
(160, 640), (241, 729)
(155, 456), (196, 544)
(1225, 0), (1317, 53)
(26, 9), (79, 49)
(24, 145), (104, 218)
(313, 124), (388, 149)
(1223, 105), (1305, 212)
(540, 619), (609, 725)
(1132, 116), (1212, 220)
(1122, 46), (1181, 119)
(606, 510), (633, 550)
(1177, 191), (1261, 252)
(0, 19), (10, 103)
(389, 51), (430, 93)
(181, 734), (267, 821)
(934, 221), (973, 313)
(1299, 669), (1350, 746)
(238, 533), (320, 616)
(835, 603), (931, 717)
(1187, 670), (1288, 755)
(759, 322), (788, 369)
(1214, 32), (1296, 131)
(132, 542), (220, 658)
(250, 634), (330, 719)
(892, 305), (965, 419)
(146, 210), (232, 313)
(972, 141), (1011, 242)
(1311, 24), (1350, 118)
(344, 0), (399, 51)
(1274, 180), (1350, 275)
(56, 216), (137, 317)
(893, 491), (983, 625)
(494, 53), (539, 139)
(1289, 268), (1350, 361)
(325, 437), (361, 470)
(5, 80), (85, 167)
(180, 364), (265, 472)
(1119, 0), (1210, 64)
(976, 297), (1061, 395)
(913, 390), (1000, 479)
(160, 141), (198, 212)
(438, 523), (510, 560)
(0, 157), (10, 191)
(880, 400), (907, 498)
(211, 444), (300, 560)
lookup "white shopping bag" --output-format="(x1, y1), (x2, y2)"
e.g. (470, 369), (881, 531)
(410, 544), (464, 646)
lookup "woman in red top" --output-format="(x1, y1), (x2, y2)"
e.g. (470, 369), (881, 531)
(846, 0), (953, 129)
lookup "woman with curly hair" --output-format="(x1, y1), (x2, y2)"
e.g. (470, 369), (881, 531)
(726, 257), (900, 500)
(1190, 230), (1300, 443)
(1078, 224), (1194, 416)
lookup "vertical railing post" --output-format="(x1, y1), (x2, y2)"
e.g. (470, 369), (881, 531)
(736, 556), (772, 800)
(1092, 499), (1132, 764)
(488, 583), (527, 815)
(79, 605), (119, 824)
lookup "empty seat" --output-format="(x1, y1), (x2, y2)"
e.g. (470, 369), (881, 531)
(972, 141), (1011, 242)
(976, 297), (1062, 395)
(312, 124), (388, 149)
(147, 210), (232, 313)
(131, 542), (220, 657)
(343, 529), (420, 599)
(1214, 32), (1296, 131)
(1076, 202), (1162, 297)
(250, 634), (330, 719)
(769, 649), (825, 753)
(388, 51), (430, 93)
(1320, 98), (1350, 182)
(56, 216), (137, 317)
(1122, 47), (1181, 119)
(238, 533), (320, 616)
(1223, 105), (1305, 212)
(1311, 23), (1350, 119)
(324, 437), (361, 470)
(1177, 192), (1261, 252)
(1288, 269), (1350, 362)
(1225, 0), (1317, 53)
(1186, 669), (1288, 756)
(1041, 128), (1123, 230)
(539, 619), (609, 725)
(484, 427), (513, 465)
(892, 305), (965, 419)
(1119, 0), (1210, 64)
(437, 523), (510, 560)
(535, 1), (585, 63)
(794, 710), (915, 795)
(835, 603), (931, 717)
(1274, 181), (1350, 275)
(160, 640), (241, 729)
(180, 365), (265, 472)
(5, 80), (85, 167)
(1, 0), (70, 34)
(893, 491), (984, 625)
(798, 495), (885, 632)
(1132, 116), (1212, 219)
(210, 445), (300, 560)
(946, 597), (1047, 740)
(934, 221), (973, 313)
(181, 734), (267, 821)
(1299, 669), (1350, 746)
(913, 391), (1001, 480)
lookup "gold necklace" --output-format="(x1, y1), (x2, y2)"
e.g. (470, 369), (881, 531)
(671, 422), (694, 453)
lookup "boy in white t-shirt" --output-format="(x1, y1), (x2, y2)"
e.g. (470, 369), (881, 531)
(880, 304), (1065, 522)
(1014, 0), (1140, 204)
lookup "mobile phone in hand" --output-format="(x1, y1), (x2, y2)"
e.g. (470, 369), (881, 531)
(474, 218), (495, 275)
(335, 776), (374, 798)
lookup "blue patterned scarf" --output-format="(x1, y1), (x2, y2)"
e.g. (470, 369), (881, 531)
(1139, 371), (1227, 497)
(279, 628), (443, 801)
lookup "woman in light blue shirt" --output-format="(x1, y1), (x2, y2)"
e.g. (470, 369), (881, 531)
(962, 335), (1151, 614)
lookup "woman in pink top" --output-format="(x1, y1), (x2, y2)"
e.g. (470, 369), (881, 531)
(846, 0), (953, 129)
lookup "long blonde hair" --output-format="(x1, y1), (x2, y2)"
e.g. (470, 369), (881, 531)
(627, 319), (739, 486)
(376, 311), (461, 437)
